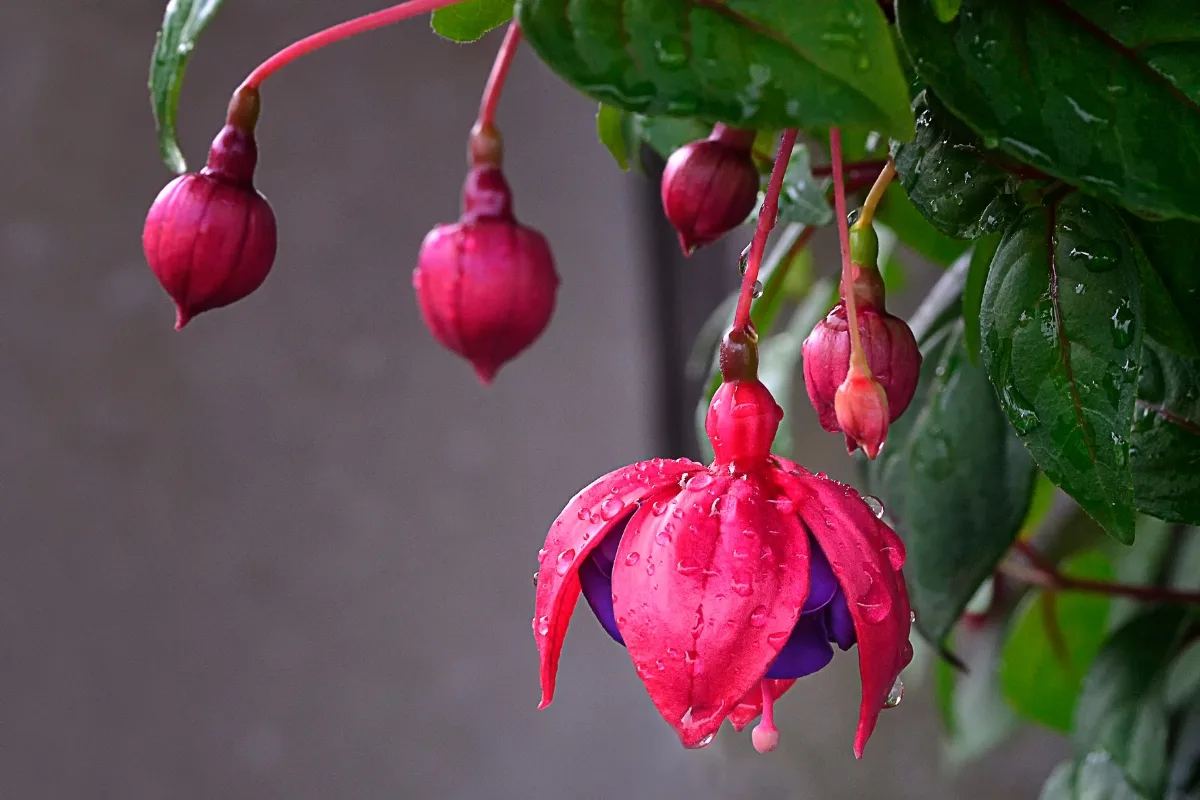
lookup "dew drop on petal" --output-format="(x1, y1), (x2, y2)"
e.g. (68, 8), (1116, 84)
(556, 549), (576, 576)
(625, 552), (640, 567)
(686, 473), (714, 491)
(600, 497), (625, 521)
(697, 733), (716, 748)
(646, 562), (656, 576)
(863, 495), (885, 518)
(536, 615), (550, 636)
(767, 631), (789, 649)
(655, 530), (673, 546)
(677, 561), (701, 577)
(910, 610), (917, 623)
(749, 605), (768, 627)
(532, 572), (539, 586)
(884, 676), (904, 709)
(731, 570), (754, 597)
(771, 496), (795, 515)
(651, 500), (668, 517)
(537, 547), (548, 563)
(577, 507), (590, 521)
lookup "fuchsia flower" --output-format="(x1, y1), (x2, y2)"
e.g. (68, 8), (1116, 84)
(661, 125), (760, 255)
(533, 369), (912, 755)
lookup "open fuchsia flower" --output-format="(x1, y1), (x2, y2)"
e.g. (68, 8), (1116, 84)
(661, 124), (761, 255)
(534, 131), (913, 756)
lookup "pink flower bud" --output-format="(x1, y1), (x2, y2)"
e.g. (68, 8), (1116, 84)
(705, 379), (783, 464)
(142, 93), (277, 329)
(834, 365), (890, 459)
(801, 300), (920, 456)
(661, 125), (759, 255)
(413, 165), (558, 384)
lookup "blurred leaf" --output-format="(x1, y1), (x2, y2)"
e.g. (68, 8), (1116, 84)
(1131, 341), (1200, 525)
(963, 233), (1001, 365)
(1168, 695), (1200, 798)
(1108, 516), (1173, 629)
(875, 183), (971, 266)
(939, 624), (1021, 766)
(898, 0), (1200, 221)
(752, 143), (832, 227)
(866, 265), (1034, 642)
(148, 0), (225, 173)
(1001, 550), (1114, 733)
(431, 0), (514, 41)
(518, 0), (914, 138)
(981, 195), (1142, 543)
(1075, 607), (1195, 797)
(1020, 472), (1057, 537)
(892, 90), (1025, 239)
(633, 114), (710, 161)
(596, 104), (632, 171)
(932, 0), (961, 23)
(1042, 753), (1150, 800)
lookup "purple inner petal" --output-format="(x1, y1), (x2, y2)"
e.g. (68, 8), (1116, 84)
(576, 512), (858, 681)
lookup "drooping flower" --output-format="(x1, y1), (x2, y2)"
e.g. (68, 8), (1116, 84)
(533, 344), (912, 755)
(142, 88), (277, 329)
(661, 125), (760, 255)
(414, 125), (558, 384)
(802, 225), (920, 457)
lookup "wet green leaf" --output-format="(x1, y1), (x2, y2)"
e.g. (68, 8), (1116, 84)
(752, 142), (832, 228)
(981, 195), (1142, 544)
(866, 310), (1035, 642)
(633, 115), (710, 160)
(1001, 551), (1114, 733)
(875, 183), (971, 266)
(897, 0), (1200, 221)
(932, 0), (961, 23)
(1131, 341), (1200, 525)
(1127, 216), (1200, 357)
(892, 90), (1026, 239)
(431, 0), (514, 42)
(1074, 607), (1194, 797)
(517, 0), (915, 138)
(1041, 754), (1150, 800)
(148, 0), (225, 174)
(963, 233), (1001, 365)
(596, 104), (633, 171)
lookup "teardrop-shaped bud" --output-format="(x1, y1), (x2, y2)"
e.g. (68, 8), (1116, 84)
(413, 165), (559, 384)
(142, 88), (277, 329)
(834, 363), (889, 458)
(661, 125), (759, 255)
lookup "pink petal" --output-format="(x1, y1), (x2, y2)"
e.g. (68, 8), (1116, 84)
(772, 461), (912, 758)
(534, 458), (699, 709)
(612, 471), (812, 748)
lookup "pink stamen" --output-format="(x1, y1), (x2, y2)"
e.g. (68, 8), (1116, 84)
(751, 679), (780, 753)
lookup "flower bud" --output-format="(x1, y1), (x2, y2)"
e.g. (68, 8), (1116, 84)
(801, 301), (920, 456)
(413, 165), (558, 384)
(142, 89), (277, 329)
(661, 125), (759, 255)
(705, 378), (783, 464)
(834, 364), (889, 458)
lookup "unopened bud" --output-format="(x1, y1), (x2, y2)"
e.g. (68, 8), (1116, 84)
(661, 125), (759, 255)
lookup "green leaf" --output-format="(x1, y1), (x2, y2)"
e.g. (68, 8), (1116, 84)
(148, 0), (225, 174)
(931, 0), (961, 23)
(866, 314), (1035, 642)
(938, 627), (1021, 766)
(1168, 697), (1200, 798)
(892, 90), (1026, 239)
(633, 115), (710, 161)
(1127, 216), (1200, 357)
(1109, 516), (1174, 629)
(1075, 607), (1194, 796)
(981, 195), (1142, 544)
(1131, 341), (1200, 525)
(963, 233), (1001, 365)
(1001, 550), (1114, 733)
(896, 0), (1200, 221)
(753, 142), (832, 228)
(516, 0), (915, 139)
(596, 104), (633, 171)
(1042, 754), (1151, 800)
(874, 183), (971, 266)
(431, 0), (514, 42)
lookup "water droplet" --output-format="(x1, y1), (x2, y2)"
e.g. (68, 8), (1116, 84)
(738, 243), (751, 275)
(750, 605), (769, 627)
(532, 572), (539, 586)
(1069, 241), (1120, 273)
(1110, 298), (1135, 349)
(767, 631), (789, 649)
(556, 549), (576, 576)
(883, 676), (904, 709)
(686, 473), (714, 491)
(653, 38), (687, 67)
(655, 658), (667, 671)
(1000, 382), (1040, 434)
(625, 552), (640, 567)
(855, 568), (893, 623)
(600, 497), (625, 521)
(654, 528), (672, 546)
(576, 507), (589, 521)
(536, 615), (550, 636)
(646, 562), (656, 576)
(771, 496), (795, 515)
(863, 495), (885, 518)
(751, 280), (763, 299)
(731, 570), (754, 597)
(677, 561), (701, 577)
(537, 547), (548, 563)
(697, 733), (715, 748)
(910, 610), (917, 623)
(855, 53), (870, 71)
(651, 500), (668, 517)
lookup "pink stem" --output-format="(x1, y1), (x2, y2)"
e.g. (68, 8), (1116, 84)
(478, 23), (522, 128)
(731, 129), (799, 332)
(830, 128), (867, 371)
(241, 0), (466, 90)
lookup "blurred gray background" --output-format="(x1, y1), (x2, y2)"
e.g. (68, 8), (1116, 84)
(0, 1), (1066, 797)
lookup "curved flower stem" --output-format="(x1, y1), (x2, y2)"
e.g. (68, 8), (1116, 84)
(829, 128), (869, 373)
(477, 23), (522, 129)
(732, 129), (799, 332)
(1003, 541), (1200, 605)
(855, 159), (896, 231)
(240, 0), (465, 90)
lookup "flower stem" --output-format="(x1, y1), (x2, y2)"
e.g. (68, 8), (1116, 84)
(830, 128), (869, 373)
(477, 23), (522, 129)
(854, 159), (896, 231)
(1003, 542), (1200, 605)
(732, 129), (799, 332)
(240, 0), (465, 90)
